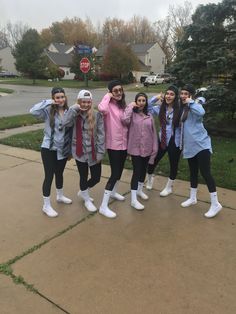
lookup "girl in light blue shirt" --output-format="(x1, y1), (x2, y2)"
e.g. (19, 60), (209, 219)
(30, 87), (72, 218)
(179, 84), (222, 218)
(147, 85), (182, 197)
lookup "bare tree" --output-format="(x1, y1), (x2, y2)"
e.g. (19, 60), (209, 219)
(0, 29), (9, 48)
(154, 1), (193, 64)
(5, 21), (29, 48)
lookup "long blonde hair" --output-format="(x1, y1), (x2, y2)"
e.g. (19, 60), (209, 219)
(77, 99), (95, 137)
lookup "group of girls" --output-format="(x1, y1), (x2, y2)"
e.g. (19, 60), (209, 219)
(30, 80), (222, 219)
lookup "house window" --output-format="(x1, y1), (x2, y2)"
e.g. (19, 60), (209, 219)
(66, 70), (69, 75)
(149, 58), (151, 63)
(162, 57), (165, 65)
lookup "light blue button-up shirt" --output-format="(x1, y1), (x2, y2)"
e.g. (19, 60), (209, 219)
(182, 100), (212, 159)
(148, 96), (181, 147)
(30, 99), (67, 160)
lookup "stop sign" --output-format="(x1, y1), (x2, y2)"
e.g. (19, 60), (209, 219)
(80, 57), (90, 74)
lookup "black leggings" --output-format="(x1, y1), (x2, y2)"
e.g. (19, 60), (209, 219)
(188, 149), (216, 192)
(131, 155), (150, 190)
(147, 136), (181, 180)
(41, 148), (68, 197)
(105, 149), (127, 191)
(76, 160), (101, 191)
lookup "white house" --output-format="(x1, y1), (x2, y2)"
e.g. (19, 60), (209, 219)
(95, 42), (166, 82)
(45, 43), (75, 80)
(131, 43), (166, 82)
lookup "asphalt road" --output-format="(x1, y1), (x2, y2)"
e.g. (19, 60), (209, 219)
(0, 83), (154, 117)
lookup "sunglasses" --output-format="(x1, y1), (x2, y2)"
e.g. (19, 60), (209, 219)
(112, 88), (123, 94)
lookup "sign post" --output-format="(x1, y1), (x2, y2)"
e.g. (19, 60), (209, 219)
(80, 57), (91, 87)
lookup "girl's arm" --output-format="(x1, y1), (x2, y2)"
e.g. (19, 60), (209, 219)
(29, 99), (52, 120)
(98, 93), (112, 115)
(96, 112), (106, 161)
(148, 95), (161, 116)
(149, 117), (158, 165)
(121, 102), (135, 125)
(188, 99), (205, 116)
(61, 104), (79, 127)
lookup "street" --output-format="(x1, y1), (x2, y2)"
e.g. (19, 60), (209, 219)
(0, 83), (151, 117)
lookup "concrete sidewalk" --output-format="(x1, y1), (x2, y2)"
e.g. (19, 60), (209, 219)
(0, 143), (235, 314)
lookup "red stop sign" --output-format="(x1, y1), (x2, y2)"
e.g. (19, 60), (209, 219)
(80, 57), (90, 73)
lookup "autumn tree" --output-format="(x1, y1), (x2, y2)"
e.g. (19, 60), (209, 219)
(101, 17), (156, 45)
(102, 42), (139, 81)
(40, 17), (100, 47)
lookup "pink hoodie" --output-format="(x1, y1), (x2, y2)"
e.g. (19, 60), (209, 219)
(98, 94), (128, 150)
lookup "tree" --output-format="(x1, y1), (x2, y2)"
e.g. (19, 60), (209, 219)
(0, 30), (8, 49)
(5, 21), (29, 48)
(13, 29), (47, 83)
(154, 1), (193, 64)
(40, 17), (100, 47)
(171, 0), (236, 119)
(101, 16), (156, 45)
(0, 22), (28, 49)
(101, 42), (139, 81)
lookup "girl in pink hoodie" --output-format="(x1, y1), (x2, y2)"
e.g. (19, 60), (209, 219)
(98, 80), (128, 218)
(122, 92), (158, 210)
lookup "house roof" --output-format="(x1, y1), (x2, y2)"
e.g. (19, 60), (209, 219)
(45, 51), (73, 67)
(96, 43), (157, 58)
(130, 43), (155, 54)
(50, 43), (73, 54)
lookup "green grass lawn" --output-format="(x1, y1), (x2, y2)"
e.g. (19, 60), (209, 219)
(0, 87), (14, 94)
(0, 114), (43, 130)
(0, 130), (235, 190)
(128, 83), (169, 93)
(0, 77), (107, 89)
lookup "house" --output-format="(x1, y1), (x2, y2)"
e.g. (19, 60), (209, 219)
(95, 42), (166, 82)
(47, 43), (74, 54)
(45, 43), (75, 80)
(0, 46), (19, 75)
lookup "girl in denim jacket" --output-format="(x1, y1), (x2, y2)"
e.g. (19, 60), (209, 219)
(147, 85), (182, 196)
(62, 90), (105, 213)
(30, 87), (72, 218)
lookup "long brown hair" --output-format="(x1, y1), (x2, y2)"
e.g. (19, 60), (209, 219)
(159, 94), (180, 128)
(116, 91), (126, 109)
(49, 95), (68, 128)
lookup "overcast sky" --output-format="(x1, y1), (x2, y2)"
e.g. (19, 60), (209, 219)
(1, 0), (221, 31)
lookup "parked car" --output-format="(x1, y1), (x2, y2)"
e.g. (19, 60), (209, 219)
(0, 71), (19, 78)
(144, 75), (164, 86)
